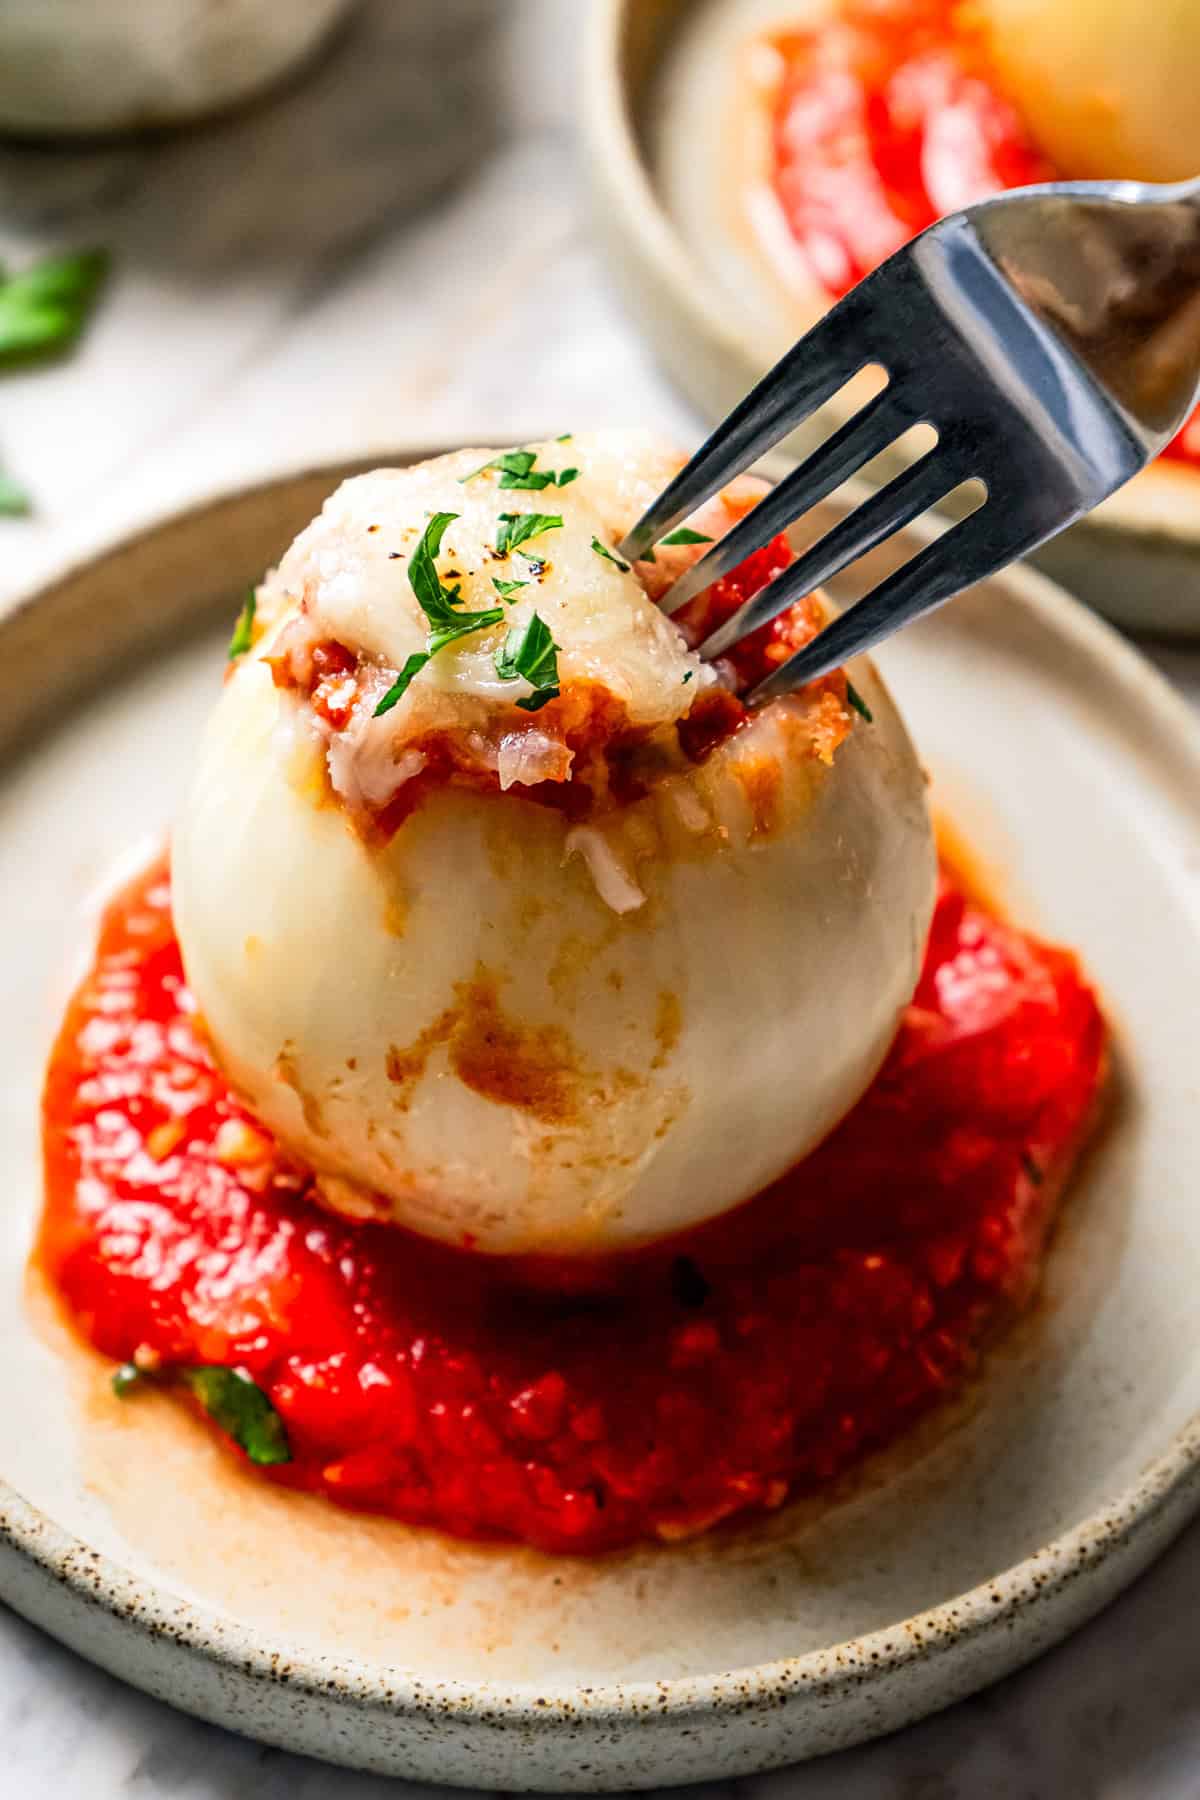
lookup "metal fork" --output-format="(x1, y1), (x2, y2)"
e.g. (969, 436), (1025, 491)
(619, 177), (1200, 701)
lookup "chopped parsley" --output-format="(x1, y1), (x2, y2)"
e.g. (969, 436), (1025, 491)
(846, 680), (874, 724)
(227, 588), (257, 659)
(111, 1362), (142, 1397)
(373, 511), (504, 716)
(408, 511), (500, 641)
(591, 535), (630, 572)
(462, 449), (578, 491)
(494, 610), (561, 712)
(495, 512), (563, 557)
(0, 247), (109, 364)
(183, 1367), (291, 1465)
(556, 432), (573, 442)
(373, 651), (432, 716)
(112, 1359), (291, 1466)
(660, 527), (713, 547)
(0, 249), (110, 518)
(682, 671), (694, 684)
(0, 468), (29, 517)
(492, 576), (529, 600)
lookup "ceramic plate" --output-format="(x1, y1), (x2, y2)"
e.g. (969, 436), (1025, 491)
(3, 453), (1200, 1790)
(584, 0), (1200, 637)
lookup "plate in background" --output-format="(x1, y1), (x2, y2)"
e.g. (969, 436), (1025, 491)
(583, 0), (1200, 637)
(1, 453), (1200, 1787)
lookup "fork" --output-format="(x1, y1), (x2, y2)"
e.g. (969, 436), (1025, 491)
(619, 177), (1200, 702)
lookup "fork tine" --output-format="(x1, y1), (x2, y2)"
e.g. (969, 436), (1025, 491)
(744, 506), (1036, 704)
(660, 388), (907, 618)
(618, 288), (876, 563)
(697, 450), (957, 662)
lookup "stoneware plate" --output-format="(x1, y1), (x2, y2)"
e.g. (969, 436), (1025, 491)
(584, 0), (1200, 637)
(2, 450), (1200, 1790)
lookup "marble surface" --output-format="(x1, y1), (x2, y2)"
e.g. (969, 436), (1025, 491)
(2, 1), (1200, 1795)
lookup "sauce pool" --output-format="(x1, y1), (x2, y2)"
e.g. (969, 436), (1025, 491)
(39, 858), (1104, 1553)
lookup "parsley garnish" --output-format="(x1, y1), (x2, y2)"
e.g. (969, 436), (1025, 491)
(408, 511), (495, 637)
(112, 1360), (290, 1465)
(591, 536), (630, 572)
(227, 588), (257, 659)
(462, 450), (578, 491)
(0, 468), (29, 517)
(495, 512), (563, 557)
(846, 680), (873, 723)
(660, 528), (713, 547)
(183, 1367), (291, 1466)
(492, 576), (529, 600)
(0, 250), (110, 519)
(111, 1362), (142, 1397)
(682, 671), (694, 684)
(374, 652), (432, 716)
(494, 611), (561, 712)
(0, 248), (109, 365)
(373, 511), (505, 716)
(556, 432), (573, 442)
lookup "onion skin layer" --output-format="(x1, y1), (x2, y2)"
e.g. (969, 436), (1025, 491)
(173, 647), (935, 1257)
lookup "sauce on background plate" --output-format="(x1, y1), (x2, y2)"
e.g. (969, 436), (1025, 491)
(762, 0), (1200, 467)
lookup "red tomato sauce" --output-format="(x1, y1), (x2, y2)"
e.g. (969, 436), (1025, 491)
(264, 528), (855, 841)
(40, 862), (1104, 1554)
(765, 0), (1200, 468)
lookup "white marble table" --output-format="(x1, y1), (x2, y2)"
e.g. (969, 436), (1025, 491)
(2, 2), (1200, 1794)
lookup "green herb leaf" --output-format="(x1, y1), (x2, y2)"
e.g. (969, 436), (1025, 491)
(183, 1366), (291, 1466)
(682, 671), (694, 684)
(462, 449), (537, 485)
(846, 680), (873, 724)
(494, 611), (561, 712)
(660, 527), (714, 547)
(227, 589), (257, 660)
(492, 577), (529, 600)
(0, 469), (30, 517)
(374, 651), (432, 716)
(408, 510), (505, 642)
(408, 510), (463, 618)
(591, 535), (630, 573)
(427, 611), (503, 655)
(496, 512), (563, 558)
(463, 450), (578, 491)
(0, 248), (109, 365)
(112, 1362), (142, 1397)
(556, 433), (573, 442)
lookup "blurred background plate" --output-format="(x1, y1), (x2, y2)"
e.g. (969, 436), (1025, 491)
(584, 0), (1200, 637)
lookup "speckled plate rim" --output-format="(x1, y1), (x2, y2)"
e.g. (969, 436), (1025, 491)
(582, 0), (1200, 637)
(3, 452), (1200, 1787)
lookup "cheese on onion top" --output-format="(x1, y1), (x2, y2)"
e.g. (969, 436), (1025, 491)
(173, 431), (936, 1256)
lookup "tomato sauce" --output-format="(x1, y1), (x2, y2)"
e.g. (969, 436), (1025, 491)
(765, 0), (1200, 468)
(265, 527), (854, 842)
(39, 860), (1104, 1554)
